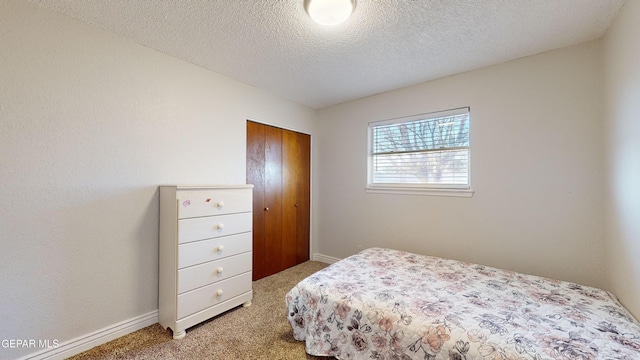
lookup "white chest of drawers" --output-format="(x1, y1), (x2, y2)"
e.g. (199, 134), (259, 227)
(159, 185), (253, 339)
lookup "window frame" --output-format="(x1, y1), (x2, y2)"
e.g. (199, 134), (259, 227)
(366, 107), (474, 197)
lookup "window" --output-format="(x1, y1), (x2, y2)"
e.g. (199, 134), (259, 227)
(367, 107), (472, 196)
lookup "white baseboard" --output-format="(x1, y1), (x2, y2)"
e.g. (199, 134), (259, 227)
(312, 253), (341, 264)
(20, 311), (159, 360)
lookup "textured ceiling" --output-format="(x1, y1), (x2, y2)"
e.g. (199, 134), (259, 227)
(32, 0), (625, 109)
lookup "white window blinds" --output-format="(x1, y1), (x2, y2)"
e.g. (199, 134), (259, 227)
(368, 107), (470, 189)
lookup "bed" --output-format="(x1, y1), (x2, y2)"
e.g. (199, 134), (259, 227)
(286, 247), (640, 359)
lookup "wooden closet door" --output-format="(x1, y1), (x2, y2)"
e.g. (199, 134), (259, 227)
(263, 125), (283, 277)
(295, 132), (311, 264)
(247, 121), (310, 281)
(246, 121), (267, 280)
(282, 129), (310, 268)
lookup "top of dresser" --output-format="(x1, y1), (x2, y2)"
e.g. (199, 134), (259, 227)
(160, 184), (254, 190)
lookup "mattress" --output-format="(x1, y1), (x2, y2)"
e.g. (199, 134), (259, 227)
(286, 247), (640, 359)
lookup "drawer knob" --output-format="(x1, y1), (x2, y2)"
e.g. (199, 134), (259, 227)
(215, 223), (224, 231)
(217, 245), (224, 252)
(216, 289), (224, 297)
(216, 267), (224, 274)
(217, 201), (224, 209)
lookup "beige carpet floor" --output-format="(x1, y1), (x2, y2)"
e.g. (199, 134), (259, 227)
(69, 261), (332, 360)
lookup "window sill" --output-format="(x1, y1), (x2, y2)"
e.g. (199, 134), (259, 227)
(365, 186), (474, 197)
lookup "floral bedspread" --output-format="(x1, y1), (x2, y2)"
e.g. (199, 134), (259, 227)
(286, 247), (640, 360)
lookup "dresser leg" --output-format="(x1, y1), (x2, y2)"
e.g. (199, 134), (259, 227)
(242, 301), (252, 307)
(173, 330), (186, 339)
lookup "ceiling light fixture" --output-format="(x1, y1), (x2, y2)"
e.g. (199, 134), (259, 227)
(305, 0), (355, 26)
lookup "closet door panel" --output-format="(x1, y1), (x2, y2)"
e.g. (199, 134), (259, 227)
(263, 125), (283, 277)
(296, 132), (311, 263)
(246, 121), (266, 280)
(282, 129), (301, 270)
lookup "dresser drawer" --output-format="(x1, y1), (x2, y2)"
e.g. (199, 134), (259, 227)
(178, 252), (252, 294)
(178, 212), (252, 244)
(177, 188), (252, 219)
(178, 232), (252, 269)
(177, 272), (252, 319)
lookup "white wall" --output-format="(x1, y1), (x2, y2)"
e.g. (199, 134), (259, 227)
(603, 0), (640, 319)
(0, 1), (315, 358)
(315, 41), (604, 289)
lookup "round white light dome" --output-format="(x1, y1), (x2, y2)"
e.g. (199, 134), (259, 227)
(306, 0), (355, 26)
